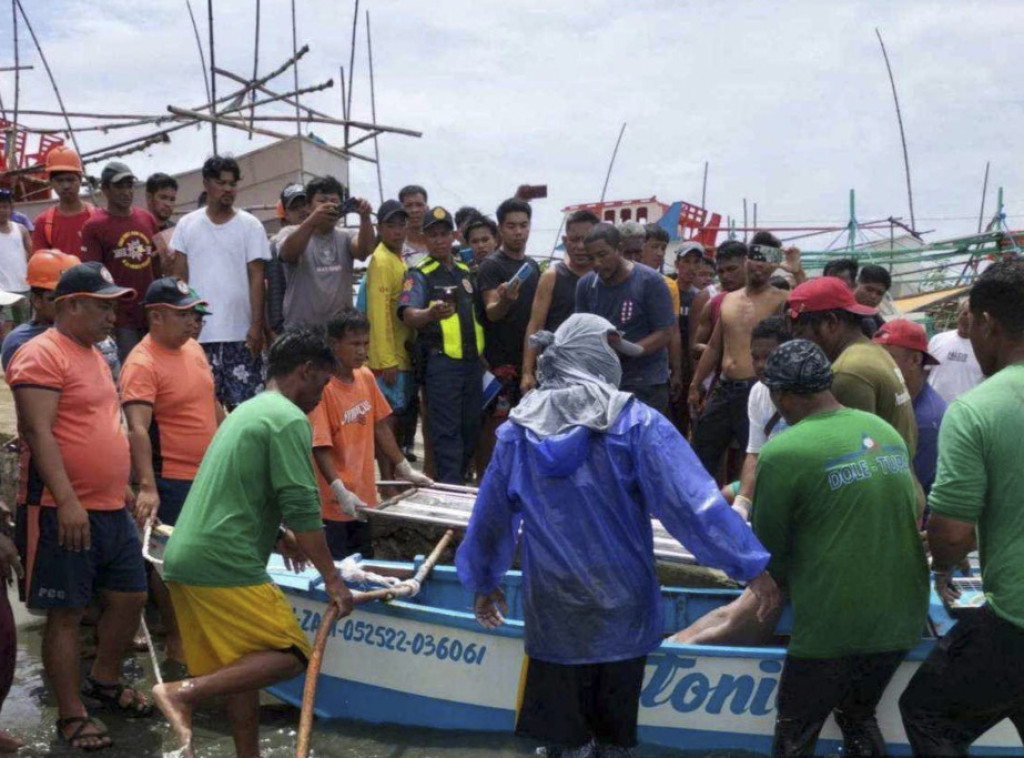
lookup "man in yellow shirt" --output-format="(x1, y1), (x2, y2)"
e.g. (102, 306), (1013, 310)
(366, 199), (415, 480)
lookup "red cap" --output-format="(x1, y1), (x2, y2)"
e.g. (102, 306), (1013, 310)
(873, 319), (939, 365)
(787, 276), (877, 319)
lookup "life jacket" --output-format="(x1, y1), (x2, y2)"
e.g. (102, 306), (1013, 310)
(416, 257), (484, 360)
(39, 202), (95, 249)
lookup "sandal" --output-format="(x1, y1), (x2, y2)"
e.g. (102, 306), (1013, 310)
(55, 716), (112, 752)
(82, 675), (154, 718)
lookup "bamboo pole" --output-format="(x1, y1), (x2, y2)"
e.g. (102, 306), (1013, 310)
(0, 64), (31, 72)
(977, 161), (990, 235)
(249, 0), (260, 138)
(876, 28), (916, 232)
(208, 0), (217, 153)
(345, 0), (360, 148)
(291, 0), (300, 136)
(168, 106), (296, 140)
(185, 0), (212, 105)
(600, 123), (627, 202)
(295, 530), (455, 758)
(366, 10), (384, 204)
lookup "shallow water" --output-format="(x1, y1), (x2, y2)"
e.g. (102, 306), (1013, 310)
(3, 618), (750, 758)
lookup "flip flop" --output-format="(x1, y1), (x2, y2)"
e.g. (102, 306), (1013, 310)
(55, 716), (112, 752)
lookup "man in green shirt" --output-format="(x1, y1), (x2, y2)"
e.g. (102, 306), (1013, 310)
(787, 276), (917, 456)
(752, 339), (928, 757)
(900, 261), (1024, 756)
(153, 326), (356, 758)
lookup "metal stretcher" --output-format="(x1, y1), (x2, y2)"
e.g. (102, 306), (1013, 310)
(367, 482), (698, 565)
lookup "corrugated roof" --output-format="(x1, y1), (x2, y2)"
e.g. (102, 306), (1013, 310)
(894, 285), (969, 313)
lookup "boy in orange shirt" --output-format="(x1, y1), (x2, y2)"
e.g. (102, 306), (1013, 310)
(310, 308), (432, 559)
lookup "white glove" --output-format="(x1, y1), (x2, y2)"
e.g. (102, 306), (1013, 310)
(731, 494), (753, 521)
(395, 459), (434, 487)
(330, 479), (366, 517)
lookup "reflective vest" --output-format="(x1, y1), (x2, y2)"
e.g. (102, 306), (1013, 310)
(416, 256), (484, 361)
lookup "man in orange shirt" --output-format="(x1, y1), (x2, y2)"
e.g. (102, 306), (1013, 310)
(8, 262), (151, 751)
(310, 308), (432, 559)
(121, 277), (221, 680)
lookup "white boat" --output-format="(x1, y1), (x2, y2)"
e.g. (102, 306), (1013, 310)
(266, 555), (1019, 756)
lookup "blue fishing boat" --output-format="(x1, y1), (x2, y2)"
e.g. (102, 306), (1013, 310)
(266, 555), (1019, 756)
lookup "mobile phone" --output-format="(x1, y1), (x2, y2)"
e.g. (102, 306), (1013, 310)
(339, 197), (361, 215)
(434, 285), (457, 304)
(517, 184), (548, 201)
(508, 261), (534, 287)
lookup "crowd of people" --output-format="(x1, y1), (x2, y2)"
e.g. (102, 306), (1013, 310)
(0, 143), (1019, 758)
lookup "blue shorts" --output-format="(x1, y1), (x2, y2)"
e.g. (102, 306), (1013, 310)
(375, 370), (413, 414)
(16, 506), (147, 609)
(202, 341), (266, 410)
(156, 477), (193, 527)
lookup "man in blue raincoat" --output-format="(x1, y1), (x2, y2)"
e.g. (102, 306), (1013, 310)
(456, 313), (780, 758)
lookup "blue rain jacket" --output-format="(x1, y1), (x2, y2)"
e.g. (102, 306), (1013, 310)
(456, 399), (771, 665)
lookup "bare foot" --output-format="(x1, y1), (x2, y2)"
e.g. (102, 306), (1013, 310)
(153, 681), (194, 755)
(0, 730), (21, 752)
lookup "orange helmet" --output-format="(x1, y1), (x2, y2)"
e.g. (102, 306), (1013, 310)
(44, 146), (83, 176)
(26, 250), (81, 290)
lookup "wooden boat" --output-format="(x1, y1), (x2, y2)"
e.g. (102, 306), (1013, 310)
(266, 554), (1019, 756)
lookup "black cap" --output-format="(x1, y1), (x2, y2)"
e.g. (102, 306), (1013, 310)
(100, 161), (135, 186)
(761, 339), (833, 395)
(280, 183), (307, 208)
(54, 262), (136, 302)
(142, 277), (211, 313)
(422, 206), (455, 231)
(378, 199), (408, 223)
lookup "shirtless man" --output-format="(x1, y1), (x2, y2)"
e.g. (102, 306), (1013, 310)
(689, 233), (791, 478)
(689, 242), (747, 359)
(520, 209), (598, 394)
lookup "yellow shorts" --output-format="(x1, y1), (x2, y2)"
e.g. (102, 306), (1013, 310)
(166, 582), (312, 677)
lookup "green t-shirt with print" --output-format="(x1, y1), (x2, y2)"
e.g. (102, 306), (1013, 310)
(752, 407), (928, 658)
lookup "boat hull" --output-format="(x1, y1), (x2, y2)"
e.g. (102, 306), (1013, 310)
(268, 561), (1018, 755)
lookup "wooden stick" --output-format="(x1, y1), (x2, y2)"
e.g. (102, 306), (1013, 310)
(185, 0), (212, 105)
(169, 106), (295, 141)
(296, 530), (454, 758)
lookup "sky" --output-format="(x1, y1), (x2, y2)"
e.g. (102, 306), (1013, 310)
(5, 0), (1024, 253)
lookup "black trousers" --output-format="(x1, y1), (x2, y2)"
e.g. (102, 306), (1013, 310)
(323, 520), (373, 560)
(692, 378), (756, 477)
(623, 382), (670, 418)
(900, 606), (1024, 756)
(773, 650), (908, 758)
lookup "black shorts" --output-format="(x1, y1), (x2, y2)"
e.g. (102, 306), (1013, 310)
(17, 505), (147, 609)
(516, 656), (646, 749)
(156, 477), (193, 527)
(323, 519), (374, 560)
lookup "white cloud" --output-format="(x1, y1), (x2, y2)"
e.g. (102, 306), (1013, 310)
(5, 0), (1024, 247)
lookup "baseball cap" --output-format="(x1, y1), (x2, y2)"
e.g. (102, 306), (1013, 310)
(280, 183), (307, 208)
(142, 277), (211, 313)
(675, 241), (706, 262)
(378, 199), (408, 223)
(422, 206), (455, 231)
(26, 250), (81, 290)
(101, 161), (135, 186)
(873, 319), (939, 365)
(762, 339), (834, 394)
(189, 287), (211, 315)
(54, 262), (136, 302)
(787, 276), (877, 319)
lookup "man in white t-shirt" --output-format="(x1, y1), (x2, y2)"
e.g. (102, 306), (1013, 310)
(169, 156), (271, 409)
(730, 316), (792, 519)
(926, 297), (984, 403)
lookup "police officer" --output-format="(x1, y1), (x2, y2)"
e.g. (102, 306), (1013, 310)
(398, 207), (484, 484)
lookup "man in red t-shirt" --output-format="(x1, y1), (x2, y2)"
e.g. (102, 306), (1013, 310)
(31, 147), (94, 257)
(80, 162), (160, 360)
